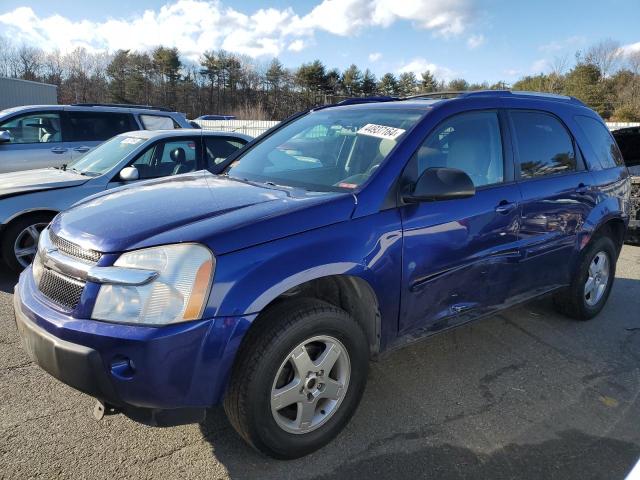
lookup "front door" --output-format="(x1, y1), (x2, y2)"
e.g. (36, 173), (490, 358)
(0, 111), (71, 172)
(400, 110), (521, 334)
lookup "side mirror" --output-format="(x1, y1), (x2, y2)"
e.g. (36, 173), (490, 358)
(0, 130), (11, 143)
(119, 166), (139, 182)
(404, 167), (475, 203)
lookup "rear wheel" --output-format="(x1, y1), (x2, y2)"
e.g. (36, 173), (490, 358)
(553, 235), (617, 320)
(1, 213), (53, 273)
(224, 298), (369, 459)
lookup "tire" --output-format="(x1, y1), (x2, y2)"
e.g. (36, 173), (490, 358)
(553, 234), (617, 320)
(1, 213), (53, 273)
(223, 298), (369, 459)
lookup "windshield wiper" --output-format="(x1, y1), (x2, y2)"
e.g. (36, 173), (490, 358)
(69, 167), (89, 176)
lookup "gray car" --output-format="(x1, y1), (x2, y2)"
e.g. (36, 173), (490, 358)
(0, 104), (193, 173)
(0, 129), (251, 271)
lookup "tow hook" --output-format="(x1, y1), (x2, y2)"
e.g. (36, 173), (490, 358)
(93, 400), (120, 421)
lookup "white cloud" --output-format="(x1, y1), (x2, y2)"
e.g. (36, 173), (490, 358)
(538, 35), (586, 53)
(368, 52), (382, 62)
(503, 68), (521, 77)
(530, 58), (550, 73)
(0, 0), (479, 59)
(620, 41), (640, 56)
(466, 34), (485, 49)
(288, 39), (306, 52)
(397, 58), (455, 81)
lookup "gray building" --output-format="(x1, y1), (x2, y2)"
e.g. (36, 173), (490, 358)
(0, 77), (57, 110)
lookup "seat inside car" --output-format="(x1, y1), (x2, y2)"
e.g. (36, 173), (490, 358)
(170, 148), (193, 174)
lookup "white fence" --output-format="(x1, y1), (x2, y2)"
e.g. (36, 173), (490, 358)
(195, 119), (639, 136)
(196, 119), (280, 137)
(607, 122), (640, 131)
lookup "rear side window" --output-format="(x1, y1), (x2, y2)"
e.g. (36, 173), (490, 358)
(67, 112), (136, 142)
(510, 111), (576, 179)
(574, 116), (624, 169)
(205, 136), (246, 170)
(140, 115), (175, 130)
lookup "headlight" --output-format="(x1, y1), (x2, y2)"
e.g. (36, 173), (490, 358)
(92, 244), (214, 325)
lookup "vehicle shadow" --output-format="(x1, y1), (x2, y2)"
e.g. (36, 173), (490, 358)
(198, 279), (640, 479)
(0, 268), (17, 294)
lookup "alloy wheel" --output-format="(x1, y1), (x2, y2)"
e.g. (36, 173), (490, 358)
(270, 335), (350, 434)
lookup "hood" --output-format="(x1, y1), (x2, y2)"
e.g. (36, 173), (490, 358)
(0, 168), (89, 198)
(51, 172), (356, 255)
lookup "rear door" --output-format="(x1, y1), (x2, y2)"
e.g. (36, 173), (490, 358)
(65, 110), (138, 159)
(399, 110), (522, 334)
(0, 110), (70, 172)
(509, 110), (596, 295)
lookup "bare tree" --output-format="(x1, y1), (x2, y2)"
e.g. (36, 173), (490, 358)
(16, 44), (43, 80)
(584, 38), (621, 78)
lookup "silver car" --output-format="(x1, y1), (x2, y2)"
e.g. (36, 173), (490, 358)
(0, 129), (251, 271)
(0, 104), (193, 173)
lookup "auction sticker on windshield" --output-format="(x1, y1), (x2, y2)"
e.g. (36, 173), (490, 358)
(357, 123), (405, 140)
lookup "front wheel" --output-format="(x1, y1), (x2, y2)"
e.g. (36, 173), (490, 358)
(553, 235), (617, 320)
(1, 214), (52, 273)
(224, 298), (369, 459)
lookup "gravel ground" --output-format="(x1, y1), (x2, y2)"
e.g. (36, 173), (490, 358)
(1, 246), (639, 480)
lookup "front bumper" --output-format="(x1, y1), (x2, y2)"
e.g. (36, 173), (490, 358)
(14, 267), (255, 426)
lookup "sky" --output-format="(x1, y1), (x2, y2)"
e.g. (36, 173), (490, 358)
(0, 0), (638, 84)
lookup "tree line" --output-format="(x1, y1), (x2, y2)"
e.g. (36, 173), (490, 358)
(1, 36), (639, 121)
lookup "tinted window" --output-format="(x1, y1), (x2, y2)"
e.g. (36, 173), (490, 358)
(67, 112), (135, 142)
(511, 111), (576, 179)
(411, 111), (504, 187)
(612, 129), (640, 168)
(0, 112), (62, 144)
(574, 116), (624, 169)
(131, 138), (199, 179)
(205, 136), (246, 170)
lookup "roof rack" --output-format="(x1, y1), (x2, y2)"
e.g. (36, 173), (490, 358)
(405, 91), (467, 100)
(406, 90), (585, 106)
(336, 96), (400, 106)
(70, 103), (173, 112)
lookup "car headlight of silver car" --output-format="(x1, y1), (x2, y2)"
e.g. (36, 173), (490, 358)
(92, 244), (215, 325)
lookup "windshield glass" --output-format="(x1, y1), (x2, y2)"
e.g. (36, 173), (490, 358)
(67, 135), (146, 176)
(225, 108), (423, 191)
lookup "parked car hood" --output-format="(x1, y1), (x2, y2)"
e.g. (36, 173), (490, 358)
(51, 172), (356, 255)
(0, 168), (89, 198)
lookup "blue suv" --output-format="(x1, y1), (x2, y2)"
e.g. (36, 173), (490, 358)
(13, 91), (630, 459)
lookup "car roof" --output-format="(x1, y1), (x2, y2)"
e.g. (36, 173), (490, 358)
(117, 129), (252, 141)
(0, 104), (181, 115)
(316, 90), (589, 113)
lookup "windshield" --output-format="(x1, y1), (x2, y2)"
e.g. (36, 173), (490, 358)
(67, 135), (146, 176)
(225, 108), (423, 191)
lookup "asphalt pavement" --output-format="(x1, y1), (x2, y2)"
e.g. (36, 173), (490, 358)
(1, 246), (639, 479)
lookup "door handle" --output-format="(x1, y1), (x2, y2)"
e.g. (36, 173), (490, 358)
(575, 183), (591, 195)
(50, 147), (68, 154)
(73, 146), (90, 153)
(495, 200), (517, 214)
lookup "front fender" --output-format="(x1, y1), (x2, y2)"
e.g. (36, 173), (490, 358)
(205, 209), (404, 348)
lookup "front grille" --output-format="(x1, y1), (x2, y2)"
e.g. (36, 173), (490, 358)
(49, 230), (101, 264)
(38, 268), (85, 310)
